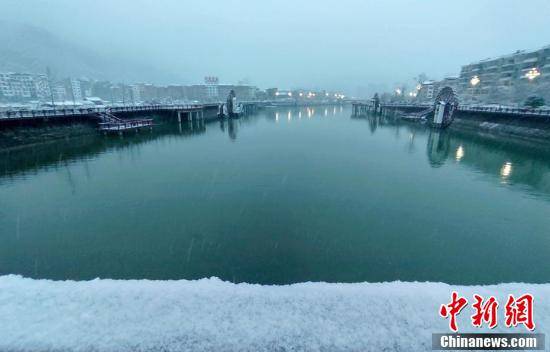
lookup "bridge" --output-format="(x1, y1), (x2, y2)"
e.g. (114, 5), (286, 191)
(0, 103), (218, 122)
(0, 99), (347, 132)
(0, 102), (258, 133)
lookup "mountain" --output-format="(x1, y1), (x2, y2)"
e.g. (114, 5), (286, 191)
(0, 21), (179, 83)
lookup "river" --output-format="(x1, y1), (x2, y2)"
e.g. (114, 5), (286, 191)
(1, 106), (549, 284)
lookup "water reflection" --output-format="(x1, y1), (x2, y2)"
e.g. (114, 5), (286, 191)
(228, 118), (238, 141)
(264, 106), (337, 122)
(500, 162), (513, 183)
(0, 106), (324, 183)
(354, 111), (550, 199)
(367, 115), (378, 134)
(455, 145), (465, 162)
(3, 108), (550, 201)
(2, 107), (550, 284)
(408, 132), (416, 153)
(426, 130), (451, 168)
(0, 119), (205, 181)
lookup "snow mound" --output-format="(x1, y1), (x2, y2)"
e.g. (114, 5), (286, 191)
(0, 275), (548, 351)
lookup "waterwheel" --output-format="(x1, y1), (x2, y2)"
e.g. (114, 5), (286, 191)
(429, 87), (459, 129)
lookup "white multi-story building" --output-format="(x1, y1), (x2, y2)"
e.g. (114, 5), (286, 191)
(0, 72), (52, 102)
(70, 78), (83, 101)
(53, 85), (67, 102)
(12, 74), (33, 99)
(204, 76), (219, 101)
(417, 80), (436, 101)
(129, 85), (140, 103)
(459, 45), (550, 103)
(0, 73), (14, 98)
(34, 75), (51, 101)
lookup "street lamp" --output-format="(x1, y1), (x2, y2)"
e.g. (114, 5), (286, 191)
(525, 68), (541, 81)
(469, 75), (480, 104)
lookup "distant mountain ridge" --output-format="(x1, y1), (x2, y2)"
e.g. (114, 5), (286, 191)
(0, 21), (179, 83)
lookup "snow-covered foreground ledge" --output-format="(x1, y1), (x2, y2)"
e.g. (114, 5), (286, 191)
(1, 276), (549, 352)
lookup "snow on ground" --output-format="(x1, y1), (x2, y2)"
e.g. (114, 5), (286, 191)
(0, 275), (548, 351)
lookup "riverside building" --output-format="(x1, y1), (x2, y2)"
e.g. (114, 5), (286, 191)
(458, 45), (550, 104)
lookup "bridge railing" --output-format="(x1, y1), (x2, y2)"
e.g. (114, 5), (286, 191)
(458, 105), (550, 117)
(380, 102), (432, 108)
(0, 103), (216, 120)
(378, 103), (550, 117)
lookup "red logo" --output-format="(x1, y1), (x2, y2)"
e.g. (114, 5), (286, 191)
(504, 294), (535, 331)
(439, 292), (535, 332)
(439, 291), (468, 332)
(471, 294), (499, 329)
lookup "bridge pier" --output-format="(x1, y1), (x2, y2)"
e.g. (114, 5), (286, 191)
(352, 103), (373, 117)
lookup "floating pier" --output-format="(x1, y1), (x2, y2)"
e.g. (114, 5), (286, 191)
(97, 111), (153, 134)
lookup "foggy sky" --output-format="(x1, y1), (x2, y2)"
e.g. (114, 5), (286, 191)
(2, 0), (550, 94)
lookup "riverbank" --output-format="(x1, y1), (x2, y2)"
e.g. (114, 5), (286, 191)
(0, 113), (174, 152)
(452, 112), (550, 142)
(0, 123), (96, 151)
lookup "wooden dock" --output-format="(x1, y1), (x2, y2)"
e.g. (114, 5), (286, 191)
(97, 111), (153, 134)
(98, 120), (153, 133)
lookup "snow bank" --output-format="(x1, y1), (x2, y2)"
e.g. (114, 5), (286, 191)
(0, 275), (548, 351)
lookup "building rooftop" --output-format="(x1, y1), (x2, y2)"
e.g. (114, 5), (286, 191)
(465, 44), (550, 66)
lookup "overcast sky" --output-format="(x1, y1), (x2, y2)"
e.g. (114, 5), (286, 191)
(2, 0), (550, 94)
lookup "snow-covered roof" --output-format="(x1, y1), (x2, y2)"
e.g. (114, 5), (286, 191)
(85, 97), (105, 102)
(466, 44), (550, 66)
